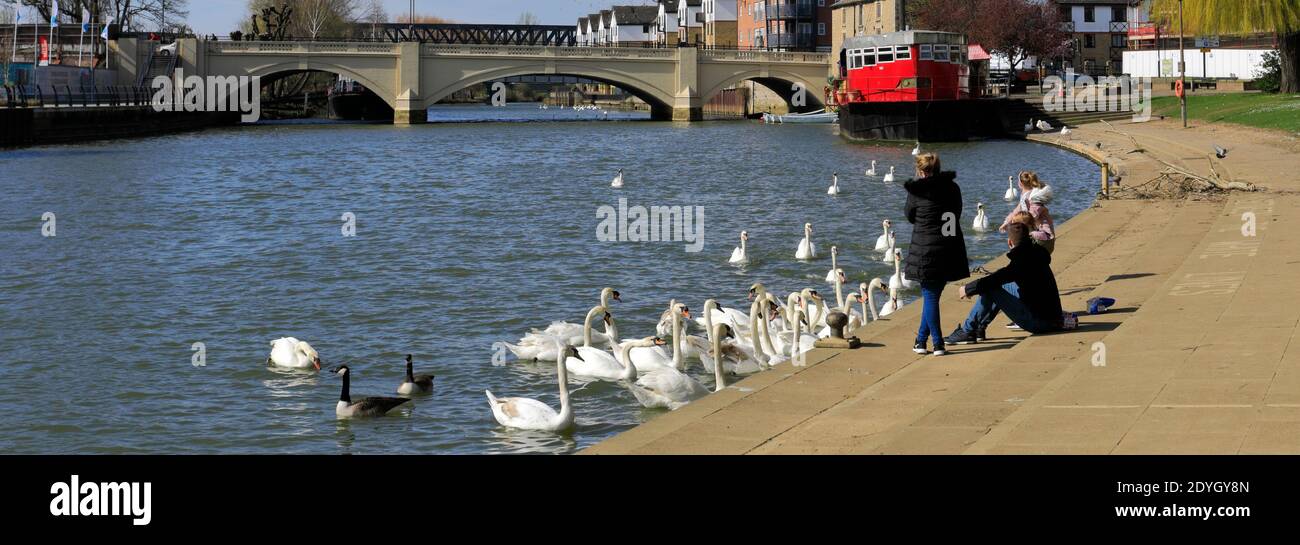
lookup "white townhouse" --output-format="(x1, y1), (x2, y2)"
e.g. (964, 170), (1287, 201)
(597, 9), (613, 45)
(654, 0), (680, 46)
(676, 0), (704, 44)
(610, 6), (661, 46)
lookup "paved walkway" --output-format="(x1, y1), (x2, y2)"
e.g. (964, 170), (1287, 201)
(585, 117), (1300, 454)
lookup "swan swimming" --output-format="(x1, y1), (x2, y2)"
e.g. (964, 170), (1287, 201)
(825, 245), (843, 283)
(729, 230), (749, 264)
(866, 160), (878, 177)
(911, 143), (921, 156)
(796, 222), (817, 260)
(973, 203), (991, 232)
(486, 342), (575, 432)
(874, 219), (893, 251)
(827, 173), (841, 196)
(333, 366), (410, 418)
(889, 251), (917, 291)
(267, 337), (321, 370)
(1004, 176), (1017, 202)
(882, 166), (896, 183)
(611, 168), (624, 188)
(626, 306), (710, 410)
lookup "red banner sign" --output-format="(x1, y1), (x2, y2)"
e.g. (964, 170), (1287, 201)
(38, 36), (50, 66)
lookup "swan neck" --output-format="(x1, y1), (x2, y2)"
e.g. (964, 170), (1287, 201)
(556, 356), (572, 422)
(582, 305), (601, 347)
(835, 275), (844, 309)
(620, 342), (638, 381)
(713, 324), (726, 392)
(671, 310), (683, 371)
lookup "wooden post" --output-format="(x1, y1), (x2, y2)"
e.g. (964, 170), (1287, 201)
(1101, 161), (1111, 198)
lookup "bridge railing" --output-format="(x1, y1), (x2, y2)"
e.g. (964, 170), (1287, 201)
(699, 49), (831, 64)
(3, 84), (155, 109)
(421, 43), (680, 59)
(207, 41), (400, 54)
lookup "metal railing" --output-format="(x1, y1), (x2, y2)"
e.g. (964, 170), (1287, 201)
(2, 85), (154, 109)
(766, 2), (814, 19)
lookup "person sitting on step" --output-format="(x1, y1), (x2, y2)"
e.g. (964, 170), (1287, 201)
(945, 222), (1064, 345)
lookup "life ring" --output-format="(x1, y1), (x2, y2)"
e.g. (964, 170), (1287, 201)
(1174, 79), (1185, 99)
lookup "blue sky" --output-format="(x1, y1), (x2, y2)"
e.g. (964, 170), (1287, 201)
(187, 1), (658, 35)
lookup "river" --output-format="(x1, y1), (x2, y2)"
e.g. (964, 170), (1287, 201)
(0, 103), (1098, 454)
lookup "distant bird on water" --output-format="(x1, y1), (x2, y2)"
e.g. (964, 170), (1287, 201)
(611, 168), (624, 188)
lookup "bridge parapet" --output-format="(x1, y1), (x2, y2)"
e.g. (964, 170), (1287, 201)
(206, 41), (399, 55)
(699, 50), (831, 64)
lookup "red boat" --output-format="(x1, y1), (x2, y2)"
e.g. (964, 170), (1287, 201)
(835, 30), (970, 105)
(833, 30), (998, 141)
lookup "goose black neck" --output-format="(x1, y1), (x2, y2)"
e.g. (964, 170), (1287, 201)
(339, 372), (351, 403)
(406, 360), (414, 382)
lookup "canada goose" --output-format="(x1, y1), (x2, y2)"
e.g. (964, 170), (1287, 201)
(397, 354), (434, 395)
(332, 366), (410, 418)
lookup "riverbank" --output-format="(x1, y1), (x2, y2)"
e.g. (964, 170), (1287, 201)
(585, 117), (1300, 454)
(0, 107), (239, 148)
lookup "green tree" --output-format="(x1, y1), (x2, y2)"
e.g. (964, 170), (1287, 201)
(1151, 0), (1300, 93)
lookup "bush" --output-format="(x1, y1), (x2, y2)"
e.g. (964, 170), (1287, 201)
(1255, 50), (1281, 93)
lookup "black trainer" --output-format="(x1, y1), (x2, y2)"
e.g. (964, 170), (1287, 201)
(933, 343), (947, 356)
(912, 341), (928, 354)
(974, 327), (988, 342)
(945, 326), (979, 345)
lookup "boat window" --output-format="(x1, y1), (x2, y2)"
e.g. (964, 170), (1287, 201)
(933, 44), (949, 62)
(877, 47), (894, 63)
(895, 45), (911, 60)
(863, 47), (875, 67)
(851, 50), (862, 69)
(919, 44), (933, 61)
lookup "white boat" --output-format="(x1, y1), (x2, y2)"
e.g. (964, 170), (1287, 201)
(762, 109), (838, 124)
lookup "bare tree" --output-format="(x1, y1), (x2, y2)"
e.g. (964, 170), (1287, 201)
(361, 0), (386, 39)
(299, 0), (356, 40)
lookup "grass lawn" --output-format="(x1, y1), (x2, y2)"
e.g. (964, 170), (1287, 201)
(1151, 93), (1300, 133)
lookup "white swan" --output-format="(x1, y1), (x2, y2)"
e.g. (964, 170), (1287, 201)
(817, 292), (866, 338)
(889, 251), (917, 290)
(827, 173), (841, 196)
(506, 288), (621, 359)
(1024, 118), (1034, 133)
(566, 306), (637, 381)
(626, 312), (710, 410)
(825, 245), (842, 283)
(268, 337), (321, 370)
(1060, 126), (1071, 136)
(881, 231), (901, 263)
(611, 168), (625, 188)
(795, 222), (816, 260)
(882, 166), (896, 183)
(973, 203), (991, 232)
(861, 281), (881, 322)
(614, 304), (682, 372)
(1004, 176), (1017, 202)
(866, 160), (878, 177)
(911, 143), (921, 156)
(880, 286), (901, 317)
(777, 297), (816, 361)
(693, 300), (765, 375)
(729, 230), (749, 264)
(874, 219), (893, 251)
(486, 342), (575, 432)
(1036, 119), (1054, 132)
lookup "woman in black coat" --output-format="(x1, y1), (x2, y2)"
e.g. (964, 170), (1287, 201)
(902, 153), (970, 355)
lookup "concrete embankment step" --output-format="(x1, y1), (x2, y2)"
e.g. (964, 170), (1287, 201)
(584, 193), (1224, 454)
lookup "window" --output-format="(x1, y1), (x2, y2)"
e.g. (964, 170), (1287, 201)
(1111, 33), (1125, 48)
(863, 47), (876, 66)
(920, 44), (933, 60)
(1112, 6), (1126, 22)
(877, 47), (894, 63)
(933, 44), (949, 62)
(818, 23), (826, 36)
(818, 0), (824, 6)
(895, 45), (911, 60)
(1084, 5), (1095, 23)
(644, 25), (650, 33)
(1085, 34), (1096, 48)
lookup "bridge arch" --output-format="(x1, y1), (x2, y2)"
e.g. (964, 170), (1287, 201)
(700, 69), (827, 113)
(420, 64), (676, 117)
(241, 61), (400, 111)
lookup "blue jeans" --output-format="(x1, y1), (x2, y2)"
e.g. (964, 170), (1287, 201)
(962, 283), (1056, 334)
(965, 283), (1019, 331)
(916, 280), (946, 347)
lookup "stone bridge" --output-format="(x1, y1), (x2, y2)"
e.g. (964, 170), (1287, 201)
(155, 39), (831, 122)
